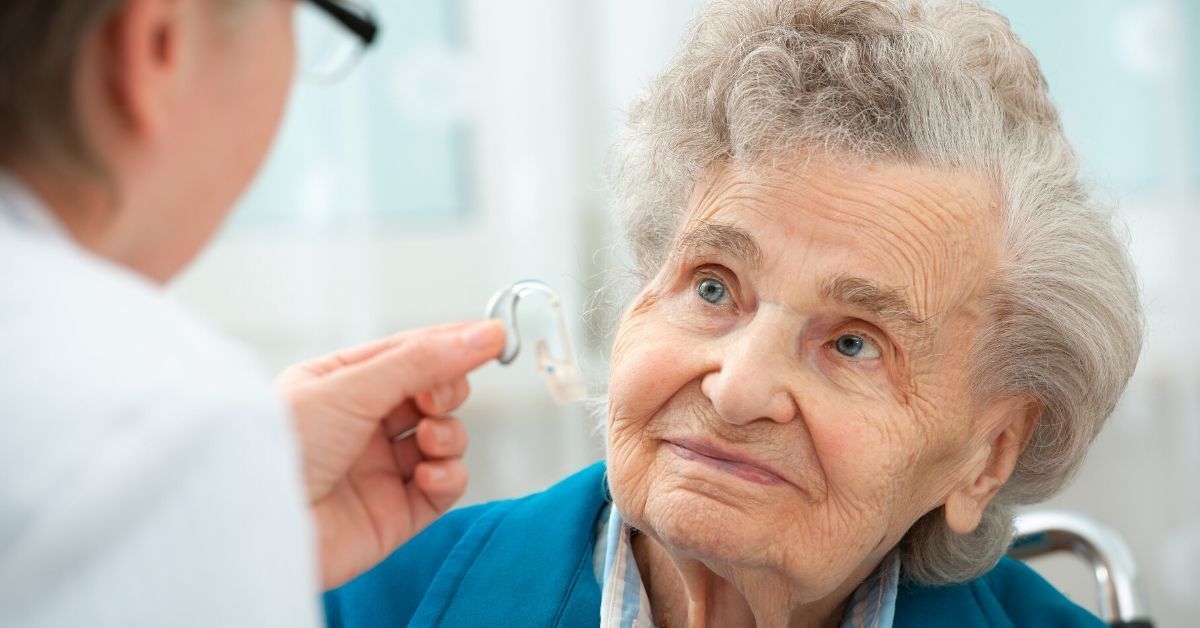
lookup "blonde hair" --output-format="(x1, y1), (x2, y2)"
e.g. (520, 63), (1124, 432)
(0, 0), (252, 184)
(0, 1), (124, 178)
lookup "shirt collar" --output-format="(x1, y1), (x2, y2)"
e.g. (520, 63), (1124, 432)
(594, 503), (901, 628)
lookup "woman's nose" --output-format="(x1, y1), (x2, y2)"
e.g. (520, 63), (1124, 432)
(700, 316), (799, 426)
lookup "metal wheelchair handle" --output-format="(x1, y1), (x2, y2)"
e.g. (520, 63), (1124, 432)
(1008, 510), (1153, 628)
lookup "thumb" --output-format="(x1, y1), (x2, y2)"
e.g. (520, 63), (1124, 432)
(329, 320), (506, 419)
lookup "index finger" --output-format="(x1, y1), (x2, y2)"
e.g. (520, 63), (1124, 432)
(329, 320), (506, 419)
(294, 321), (480, 378)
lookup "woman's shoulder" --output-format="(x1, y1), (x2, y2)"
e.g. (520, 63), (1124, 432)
(894, 556), (1105, 627)
(325, 462), (609, 628)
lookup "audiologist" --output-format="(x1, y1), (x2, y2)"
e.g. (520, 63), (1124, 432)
(0, 2), (503, 626)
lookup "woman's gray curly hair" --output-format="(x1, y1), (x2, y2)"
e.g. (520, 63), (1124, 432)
(608, 0), (1142, 584)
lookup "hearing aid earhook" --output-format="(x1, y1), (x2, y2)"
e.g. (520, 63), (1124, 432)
(484, 280), (586, 404)
(392, 280), (586, 442)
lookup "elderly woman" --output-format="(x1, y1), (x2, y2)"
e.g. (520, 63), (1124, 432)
(324, 0), (1141, 626)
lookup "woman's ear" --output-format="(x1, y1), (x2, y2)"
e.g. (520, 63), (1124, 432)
(944, 396), (1042, 534)
(99, 0), (186, 137)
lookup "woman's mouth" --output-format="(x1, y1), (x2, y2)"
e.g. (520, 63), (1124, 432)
(664, 438), (788, 486)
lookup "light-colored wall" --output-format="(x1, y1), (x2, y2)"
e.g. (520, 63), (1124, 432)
(170, 1), (1198, 624)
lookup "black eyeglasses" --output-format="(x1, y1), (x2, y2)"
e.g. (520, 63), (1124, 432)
(297, 0), (380, 81)
(308, 0), (378, 47)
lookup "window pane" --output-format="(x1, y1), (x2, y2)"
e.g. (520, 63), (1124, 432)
(231, 0), (470, 229)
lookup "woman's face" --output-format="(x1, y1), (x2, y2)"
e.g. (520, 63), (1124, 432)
(606, 158), (1004, 598)
(100, 0), (299, 280)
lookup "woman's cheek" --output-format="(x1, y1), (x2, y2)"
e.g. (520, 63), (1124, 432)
(674, 291), (741, 334)
(610, 304), (717, 434)
(611, 327), (693, 415)
(802, 396), (903, 508)
(613, 292), (719, 381)
(607, 315), (683, 509)
(811, 345), (893, 401)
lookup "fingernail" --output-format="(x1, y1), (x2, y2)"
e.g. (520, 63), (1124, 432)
(426, 466), (447, 481)
(435, 422), (451, 447)
(462, 321), (502, 350)
(431, 383), (453, 410)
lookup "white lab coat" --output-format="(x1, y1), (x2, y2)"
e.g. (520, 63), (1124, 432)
(0, 172), (321, 628)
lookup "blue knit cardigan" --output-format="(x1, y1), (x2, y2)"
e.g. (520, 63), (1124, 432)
(324, 462), (1103, 627)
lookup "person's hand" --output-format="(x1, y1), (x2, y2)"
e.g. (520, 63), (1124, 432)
(275, 320), (505, 589)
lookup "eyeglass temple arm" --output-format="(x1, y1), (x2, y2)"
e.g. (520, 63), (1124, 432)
(309, 0), (379, 46)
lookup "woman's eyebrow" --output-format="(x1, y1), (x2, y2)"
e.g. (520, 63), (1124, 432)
(674, 220), (764, 268)
(821, 275), (930, 344)
(672, 225), (928, 342)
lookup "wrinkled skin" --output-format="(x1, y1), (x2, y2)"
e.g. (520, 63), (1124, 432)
(606, 158), (1038, 627)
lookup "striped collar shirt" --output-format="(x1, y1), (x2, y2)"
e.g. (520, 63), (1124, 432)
(593, 503), (900, 628)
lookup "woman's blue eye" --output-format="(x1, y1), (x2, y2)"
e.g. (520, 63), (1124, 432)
(835, 334), (881, 359)
(836, 335), (863, 356)
(697, 278), (727, 304)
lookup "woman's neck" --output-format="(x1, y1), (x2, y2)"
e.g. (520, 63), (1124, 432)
(631, 533), (857, 628)
(13, 163), (178, 283)
(12, 164), (114, 250)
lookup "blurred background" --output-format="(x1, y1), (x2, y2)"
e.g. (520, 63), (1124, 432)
(169, 0), (1199, 624)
